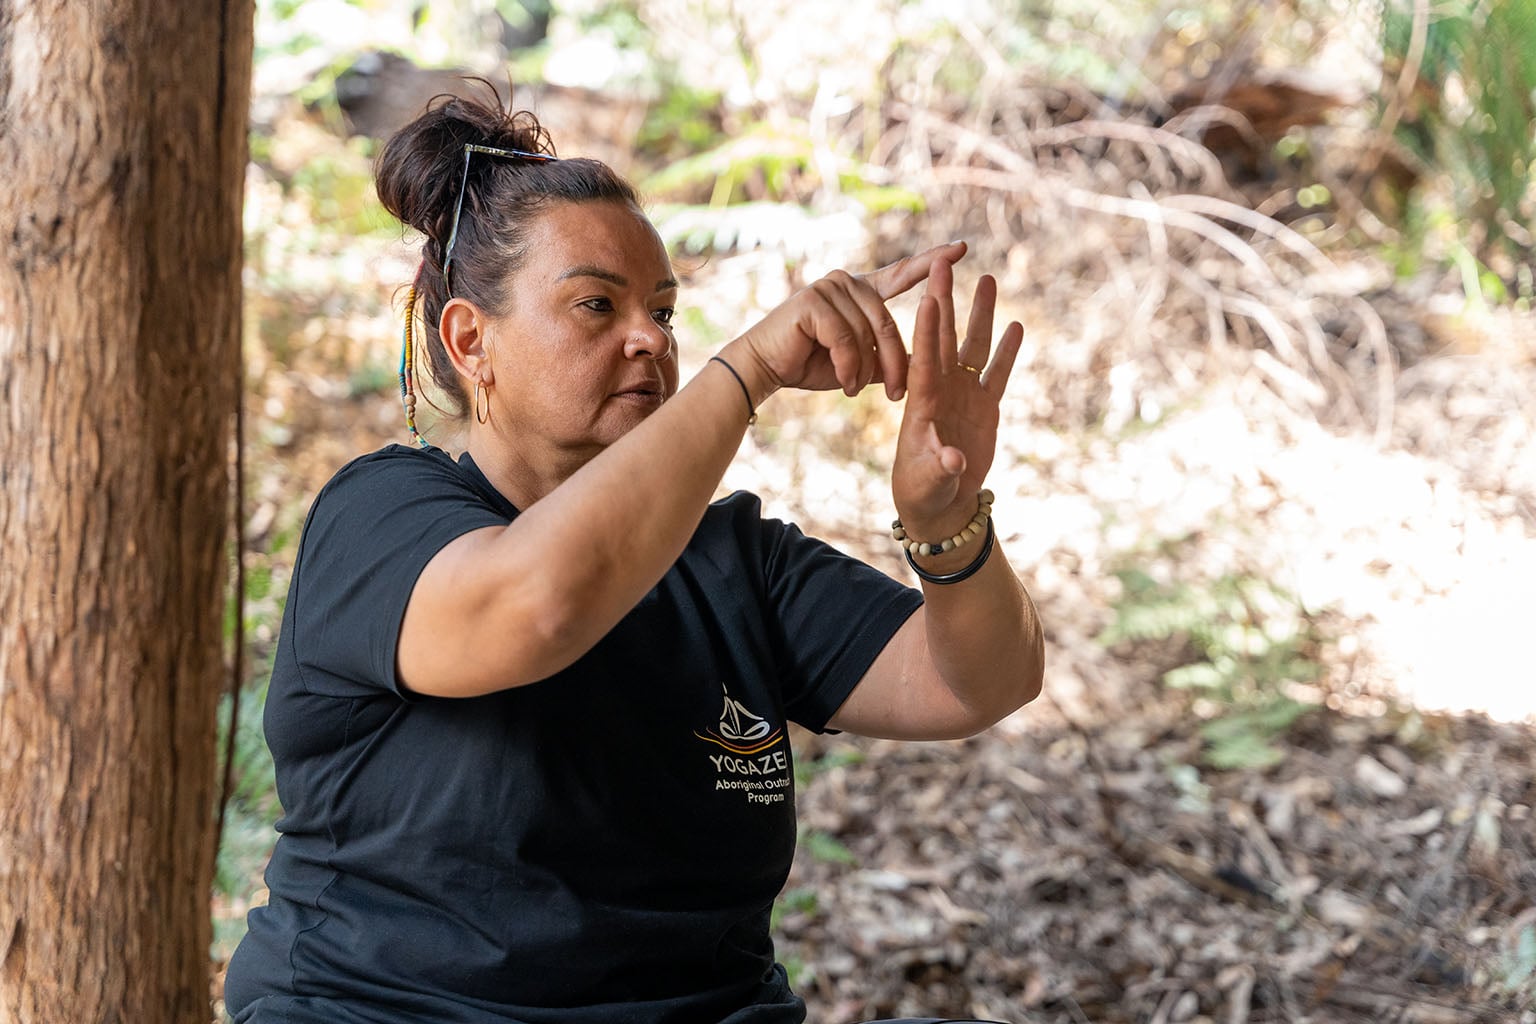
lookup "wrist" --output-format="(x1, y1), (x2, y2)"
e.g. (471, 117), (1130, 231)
(717, 337), (780, 409)
(893, 488), (995, 578)
(905, 517), (996, 584)
(895, 489), (993, 557)
(898, 509), (978, 554)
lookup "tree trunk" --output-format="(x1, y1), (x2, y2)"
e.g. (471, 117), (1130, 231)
(0, 1), (254, 1021)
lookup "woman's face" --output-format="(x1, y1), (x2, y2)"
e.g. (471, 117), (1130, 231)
(479, 200), (679, 460)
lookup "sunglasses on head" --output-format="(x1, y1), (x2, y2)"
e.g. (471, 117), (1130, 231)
(443, 143), (557, 298)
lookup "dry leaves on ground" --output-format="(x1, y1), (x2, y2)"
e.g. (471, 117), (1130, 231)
(783, 695), (1535, 1023)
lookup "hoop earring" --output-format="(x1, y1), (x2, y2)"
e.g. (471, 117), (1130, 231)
(474, 379), (491, 424)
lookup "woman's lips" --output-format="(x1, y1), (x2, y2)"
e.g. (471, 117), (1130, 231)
(613, 383), (665, 406)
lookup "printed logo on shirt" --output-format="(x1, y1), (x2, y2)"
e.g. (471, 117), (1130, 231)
(695, 682), (792, 806)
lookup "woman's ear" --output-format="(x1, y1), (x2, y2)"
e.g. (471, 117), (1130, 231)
(439, 298), (494, 384)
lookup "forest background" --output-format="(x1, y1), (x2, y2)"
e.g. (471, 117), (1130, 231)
(218, 0), (1536, 1021)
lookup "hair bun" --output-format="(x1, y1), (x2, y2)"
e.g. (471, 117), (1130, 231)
(373, 83), (554, 243)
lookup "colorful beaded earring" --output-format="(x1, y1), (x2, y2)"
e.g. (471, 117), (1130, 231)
(397, 280), (429, 448)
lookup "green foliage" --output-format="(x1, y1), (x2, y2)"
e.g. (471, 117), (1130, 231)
(792, 752), (864, 868)
(770, 885), (820, 930)
(1501, 921), (1536, 996)
(770, 751), (862, 941)
(800, 829), (857, 866)
(636, 83), (726, 161)
(288, 142), (396, 237)
(1164, 761), (1211, 812)
(215, 529), (290, 908)
(768, 888), (819, 987)
(1196, 699), (1311, 770)
(254, 0), (368, 65)
(778, 954), (813, 991)
(349, 359), (399, 398)
(1383, 0), (1536, 272)
(267, 0), (308, 19)
(571, 0), (648, 47)
(794, 747), (865, 788)
(841, 183), (925, 216)
(212, 552), (287, 954)
(293, 53), (359, 131)
(624, 1), (937, 243)
(773, 750), (859, 964)
(1101, 565), (1323, 770)
(676, 306), (728, 347)
(214, 679), (280, 899)
(954, 0), (1150, 97)
(643, 126), (815, 204)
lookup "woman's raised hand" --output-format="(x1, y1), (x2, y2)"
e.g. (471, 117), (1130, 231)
(731, 241), (968, 401)
(891, 258), (1023, 540)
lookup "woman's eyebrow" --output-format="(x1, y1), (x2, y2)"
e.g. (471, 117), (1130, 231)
(556, 264), (678, 292)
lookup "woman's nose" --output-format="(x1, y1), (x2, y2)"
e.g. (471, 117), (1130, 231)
(623, 317), (673, 361)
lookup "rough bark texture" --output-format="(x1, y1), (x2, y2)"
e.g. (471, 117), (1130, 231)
(0, 1), (254, 1021)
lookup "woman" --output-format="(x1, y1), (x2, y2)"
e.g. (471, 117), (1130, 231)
(224, 91), (1043, 1024)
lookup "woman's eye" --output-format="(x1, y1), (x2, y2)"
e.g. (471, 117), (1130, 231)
(581, 298), (615, 313)
(652, 307), (676, 325)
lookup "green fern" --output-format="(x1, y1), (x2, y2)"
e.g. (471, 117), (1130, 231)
(1384, 0), (1536, 270)
(1101, 566), (1323, 770)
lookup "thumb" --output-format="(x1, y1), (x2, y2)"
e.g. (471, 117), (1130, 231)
(905, 424), (965, 509)
(937, 445), (967, 478)
(860, 240), (967, 301)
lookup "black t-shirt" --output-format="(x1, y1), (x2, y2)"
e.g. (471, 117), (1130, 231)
(224, 445), (922, 1024)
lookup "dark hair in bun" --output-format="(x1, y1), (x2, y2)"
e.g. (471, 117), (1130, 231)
(375, 83), (641, 419)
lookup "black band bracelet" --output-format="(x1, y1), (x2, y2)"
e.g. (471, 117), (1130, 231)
(709, 356), (758, 425)
(904, 516), (995, 585)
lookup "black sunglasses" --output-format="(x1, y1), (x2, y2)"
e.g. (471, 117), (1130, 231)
(442, 143), (556, 298)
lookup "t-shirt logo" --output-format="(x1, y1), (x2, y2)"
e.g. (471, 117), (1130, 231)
(695, 682), (781, 754)
(718, 688), (772, 743)
(695, 683), (791, 807)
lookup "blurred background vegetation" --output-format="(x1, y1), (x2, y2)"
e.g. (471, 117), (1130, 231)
(218, 0), (1536, 1017)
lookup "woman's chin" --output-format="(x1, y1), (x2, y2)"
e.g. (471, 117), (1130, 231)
(592, 393), (668, 444)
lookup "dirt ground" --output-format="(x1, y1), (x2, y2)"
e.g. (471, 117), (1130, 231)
(783, 690), (1535, 1023)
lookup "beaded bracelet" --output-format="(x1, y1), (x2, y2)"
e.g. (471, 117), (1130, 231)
(892, 489), (996, 586)
(891, 489), (994, 557)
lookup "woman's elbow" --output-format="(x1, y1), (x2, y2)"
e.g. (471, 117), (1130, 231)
(982, 643), (1045, 732)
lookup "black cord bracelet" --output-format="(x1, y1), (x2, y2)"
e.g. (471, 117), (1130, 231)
(904, 516), (995, 585)
(708, 356), (757, 425)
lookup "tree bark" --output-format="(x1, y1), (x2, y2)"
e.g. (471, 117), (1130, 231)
(0, 1), (254, 1021)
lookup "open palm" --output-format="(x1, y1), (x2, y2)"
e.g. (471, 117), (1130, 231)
(892, 259), (1023, 538)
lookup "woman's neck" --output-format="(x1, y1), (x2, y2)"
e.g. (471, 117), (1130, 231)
(465, 430), (597, 510)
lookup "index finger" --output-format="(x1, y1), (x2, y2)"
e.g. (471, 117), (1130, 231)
(859, 240), (967, 301)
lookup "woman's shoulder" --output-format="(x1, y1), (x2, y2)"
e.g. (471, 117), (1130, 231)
(329, 442), (460, 483)
(315, 443), (475, 503)
(707, 487), (763, 517)
(703, 488), (790, 538)
(304, 443), (509, 534)
(698, 489), (820, 563)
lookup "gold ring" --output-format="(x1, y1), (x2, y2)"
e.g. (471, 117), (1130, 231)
(957, 363), (981, 374)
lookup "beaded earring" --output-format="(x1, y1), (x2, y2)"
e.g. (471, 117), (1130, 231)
(397, 281), (429, 448)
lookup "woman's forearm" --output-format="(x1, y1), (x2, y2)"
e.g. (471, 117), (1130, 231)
(496, 341), (773, 631)
(407, 340), (775, 695)
(915, 541), (1045, 723)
